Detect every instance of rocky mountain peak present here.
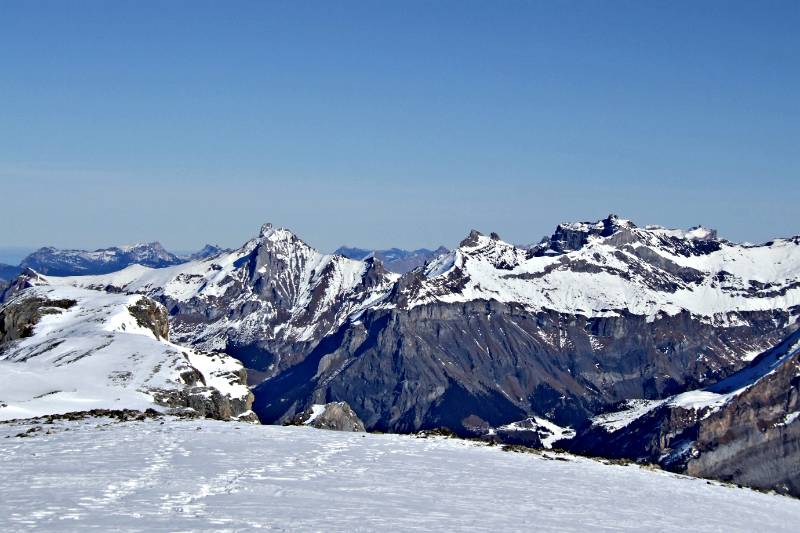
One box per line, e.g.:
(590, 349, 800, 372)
(445, 229, 524, 273)
(460, 230, 485, 248)
(255, 223, 307, 249)
(531, 215, 640, 256)
(259, 222, 274, 237)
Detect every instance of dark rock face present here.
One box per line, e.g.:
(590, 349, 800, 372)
(127, 298, 170, 340)
(19, 242, 184, 276)
(686, 353, 800, 496)
(151, 385, 257, 423)
(335, 246, 449, 274)
(530, 215, 720, 258)
(253, 300, 797, 435)
(0, 296, 76, 344)
(289, 401, 366, 431)
(531, 214, 629, 256)
(567, 330, 800, 497)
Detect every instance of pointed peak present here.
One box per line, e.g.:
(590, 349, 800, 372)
(259, 222, 274, 237)
(248, 223, 315, 256)
(256, 223, 300, 244)
(460, 229, 485, 248)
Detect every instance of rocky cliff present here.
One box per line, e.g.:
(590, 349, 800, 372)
(568, 329, 800, 496)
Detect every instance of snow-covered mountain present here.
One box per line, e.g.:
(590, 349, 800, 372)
(395, 214, 800, 318)
(4, 215, 799, 496)
(249, 216, 799, 443)
(335, 245, 449, 273)
(44, 223, 398, 375)
(0, 272, 255, 422)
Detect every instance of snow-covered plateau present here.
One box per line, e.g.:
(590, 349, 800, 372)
(1, 416, 798, 532)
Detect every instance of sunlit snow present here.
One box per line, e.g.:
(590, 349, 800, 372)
(0, 418, 798, 531)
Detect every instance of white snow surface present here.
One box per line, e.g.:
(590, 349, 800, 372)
(0, 417, 798, 532)
(0, 284, 250, 421)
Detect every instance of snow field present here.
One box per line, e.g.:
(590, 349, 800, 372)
(0, 418, 798, 532)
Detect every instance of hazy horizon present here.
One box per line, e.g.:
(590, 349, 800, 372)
(1, 1, 798, 251)
(1, 209, 798, 265)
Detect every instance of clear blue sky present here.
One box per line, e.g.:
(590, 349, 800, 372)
(1, 1, 798, 252)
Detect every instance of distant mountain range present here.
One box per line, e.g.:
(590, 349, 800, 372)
(335, 245, 449, 273)
(0, 243, 229, 281)
(2, 214, 799, 496)
(0, 242, 441, 282)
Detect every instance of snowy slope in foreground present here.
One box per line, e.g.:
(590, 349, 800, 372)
(0, 284, 253, 421)
(0, 418, 797, 532)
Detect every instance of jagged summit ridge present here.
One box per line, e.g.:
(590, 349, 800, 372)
(400, 214, 800, 319)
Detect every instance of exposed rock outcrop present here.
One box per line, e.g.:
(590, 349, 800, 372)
(127, 298, 169, 340)
(0, 296, 75, 344)
(151, 386, 258, 422)
(289, 402, 365, 432)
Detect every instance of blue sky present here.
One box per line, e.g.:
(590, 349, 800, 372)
(1, 1, 798, 252)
